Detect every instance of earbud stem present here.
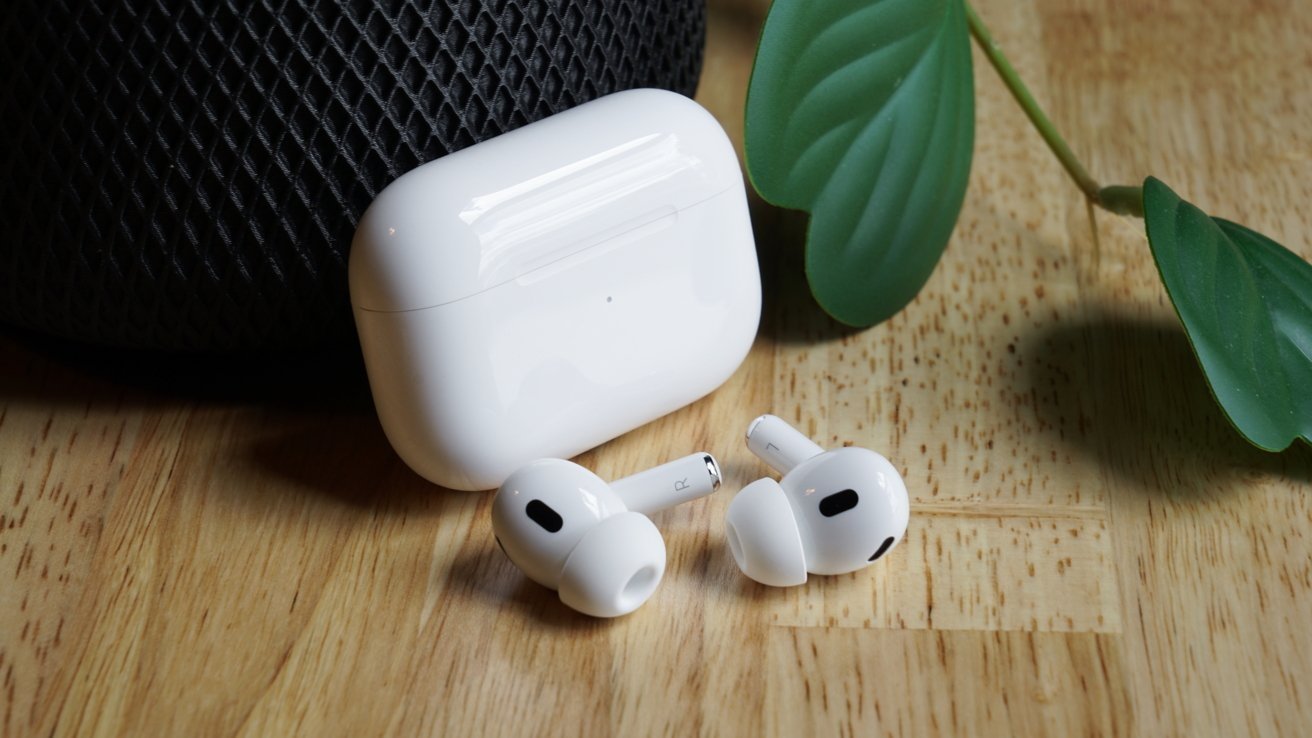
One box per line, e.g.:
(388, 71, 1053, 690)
(611, 453, 721, 515)
(745, 414, 824, 473)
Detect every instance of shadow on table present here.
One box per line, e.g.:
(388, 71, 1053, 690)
(0, 324, 440, 514)
(679, 526, 803, 606)
(1019, 309, 1312, 495)
(747, 193, 867, 347)
(243, 412, 447, 511)
(445, 544, 610, 632)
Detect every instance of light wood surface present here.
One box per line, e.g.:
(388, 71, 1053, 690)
(4, 1, 1312, 735)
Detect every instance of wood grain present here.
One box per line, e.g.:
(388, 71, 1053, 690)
(3, 0, 1312, 735)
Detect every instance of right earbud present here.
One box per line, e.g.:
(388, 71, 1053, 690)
(491, 452, 721, 617)
(725, 415, 909, 587)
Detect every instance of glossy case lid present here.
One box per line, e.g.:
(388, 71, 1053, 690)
(349, 89, 743, 313)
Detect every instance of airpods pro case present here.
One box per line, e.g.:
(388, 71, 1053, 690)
(350, 89, 760, 491)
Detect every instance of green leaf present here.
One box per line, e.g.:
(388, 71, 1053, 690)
(1143, 176, 1312, 451)
(745, 0, 975, 326)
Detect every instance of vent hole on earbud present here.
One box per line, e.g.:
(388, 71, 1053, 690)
(819, 489, 859, 517)
(869, 536, 895, 562)
(526, 500, 563, 532)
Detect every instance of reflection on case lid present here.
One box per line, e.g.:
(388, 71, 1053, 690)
(349, 89, 741, 313)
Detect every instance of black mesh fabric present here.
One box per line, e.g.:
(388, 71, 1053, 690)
(0, 0, 705, 351)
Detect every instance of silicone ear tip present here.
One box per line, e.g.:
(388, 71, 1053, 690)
(724, 478, 808, 587)
(557, 512, 666, 618)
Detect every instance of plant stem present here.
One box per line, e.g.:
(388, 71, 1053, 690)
(964, 1, 1143, 217)
(1097, 185, 1145, 217)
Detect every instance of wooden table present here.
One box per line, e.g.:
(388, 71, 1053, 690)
(4, 1, 1311, 735)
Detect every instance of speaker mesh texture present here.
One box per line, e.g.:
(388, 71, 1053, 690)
(0, 0, 705, 351)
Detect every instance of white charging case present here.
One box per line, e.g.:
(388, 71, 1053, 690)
(349, 89, 760, 491)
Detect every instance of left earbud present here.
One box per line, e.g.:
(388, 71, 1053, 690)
(491, 453, 721, 617)
(724, 415, 909, 587)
